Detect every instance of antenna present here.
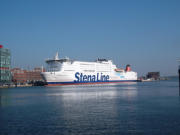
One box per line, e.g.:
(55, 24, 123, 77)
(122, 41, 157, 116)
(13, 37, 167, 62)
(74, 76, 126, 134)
(54, 52, 59, 60)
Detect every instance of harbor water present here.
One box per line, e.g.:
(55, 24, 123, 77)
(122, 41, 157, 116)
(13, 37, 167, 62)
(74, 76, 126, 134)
(0, 78, 180, 135)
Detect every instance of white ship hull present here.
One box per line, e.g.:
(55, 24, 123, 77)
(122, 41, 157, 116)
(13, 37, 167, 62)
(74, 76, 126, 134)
(41, 53, 137, 86)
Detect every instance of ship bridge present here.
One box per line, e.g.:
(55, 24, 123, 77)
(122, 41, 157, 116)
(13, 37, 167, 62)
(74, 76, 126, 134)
(45, 52, 72, 72)
(46, 52, 71, 63)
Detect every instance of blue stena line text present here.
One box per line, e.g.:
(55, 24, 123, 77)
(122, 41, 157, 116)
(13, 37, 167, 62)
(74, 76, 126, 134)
(74, 72, 109, 83)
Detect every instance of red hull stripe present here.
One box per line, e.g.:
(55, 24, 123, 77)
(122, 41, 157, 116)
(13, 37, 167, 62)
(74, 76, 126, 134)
(46, 80, 137, 86)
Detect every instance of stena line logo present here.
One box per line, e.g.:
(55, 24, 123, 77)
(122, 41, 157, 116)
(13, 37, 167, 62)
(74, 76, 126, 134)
(74, 72, 109, 83)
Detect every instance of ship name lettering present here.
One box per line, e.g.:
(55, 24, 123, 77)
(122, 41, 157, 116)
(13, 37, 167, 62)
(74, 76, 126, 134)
(74, 72, 109, 83)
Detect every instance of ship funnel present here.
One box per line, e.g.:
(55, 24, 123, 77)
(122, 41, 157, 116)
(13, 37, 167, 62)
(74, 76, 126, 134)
(54, 52, 59, 60)
(125, 64, 131, 72)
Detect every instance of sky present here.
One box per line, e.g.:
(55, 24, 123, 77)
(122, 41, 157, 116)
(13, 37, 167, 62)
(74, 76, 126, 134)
(0, 0, 180, 76)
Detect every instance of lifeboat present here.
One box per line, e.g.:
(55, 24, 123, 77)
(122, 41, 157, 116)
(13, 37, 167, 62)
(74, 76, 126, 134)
(114, 68, 124, 72)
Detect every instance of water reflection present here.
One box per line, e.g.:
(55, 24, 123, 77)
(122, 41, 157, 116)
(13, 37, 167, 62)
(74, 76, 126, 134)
(45, 83, 138, 101)
(0, 88, 47, 107)
(0, 89, 12, 107)
(0, 84, 139, 135)
(44, 83, 139, 134)
(1, 81, 180, 135)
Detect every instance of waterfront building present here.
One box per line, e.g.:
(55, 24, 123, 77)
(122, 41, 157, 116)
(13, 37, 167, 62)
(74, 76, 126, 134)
(0, 45, 11, 85)
(146, 72, 160, 80)
(11, 67, 45, 85)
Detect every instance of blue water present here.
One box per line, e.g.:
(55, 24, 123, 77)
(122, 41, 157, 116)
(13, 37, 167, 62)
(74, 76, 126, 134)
(0, 79, 180, 135)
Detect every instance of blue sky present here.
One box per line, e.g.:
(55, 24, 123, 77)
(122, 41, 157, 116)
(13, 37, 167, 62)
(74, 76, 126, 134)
(0, 0, 180, 76)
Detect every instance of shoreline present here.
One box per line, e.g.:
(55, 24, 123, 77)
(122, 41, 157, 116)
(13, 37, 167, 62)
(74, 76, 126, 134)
(0, 84, 33, 89)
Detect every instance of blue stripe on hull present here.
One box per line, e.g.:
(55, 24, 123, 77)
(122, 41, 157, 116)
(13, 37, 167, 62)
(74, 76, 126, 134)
(47, 80, 137, 86)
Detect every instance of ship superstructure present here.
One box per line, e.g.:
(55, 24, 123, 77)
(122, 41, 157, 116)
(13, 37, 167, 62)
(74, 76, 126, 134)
(41, 53, 137, 86)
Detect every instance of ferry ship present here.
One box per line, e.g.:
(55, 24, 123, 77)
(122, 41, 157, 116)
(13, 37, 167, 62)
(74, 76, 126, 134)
(41, 53, 137, 86)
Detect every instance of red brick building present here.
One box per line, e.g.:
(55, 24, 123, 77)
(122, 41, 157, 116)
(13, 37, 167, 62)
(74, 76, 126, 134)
(11, 68, 45, 84)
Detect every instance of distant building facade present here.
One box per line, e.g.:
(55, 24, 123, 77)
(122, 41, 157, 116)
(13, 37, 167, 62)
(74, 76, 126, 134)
(0, 45, 11, 85)
(146, 72, 160, 80)
(11, 67, 45, 85)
